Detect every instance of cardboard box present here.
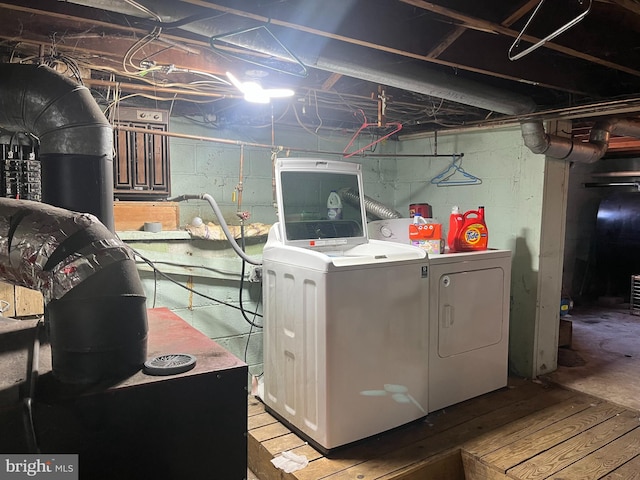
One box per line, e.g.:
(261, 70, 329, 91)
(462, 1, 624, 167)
(411, 239, 445, 254)
(409, 222, 442, 241)
(409, 221, 444, 254)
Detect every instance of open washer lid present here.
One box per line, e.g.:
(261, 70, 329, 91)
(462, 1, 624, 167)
(274, 158, 369, 251)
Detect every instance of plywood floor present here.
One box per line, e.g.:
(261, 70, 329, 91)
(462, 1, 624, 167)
(248, 305, 640, 479)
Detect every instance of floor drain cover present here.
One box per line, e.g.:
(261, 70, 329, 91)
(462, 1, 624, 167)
(144, 353, 197, 376)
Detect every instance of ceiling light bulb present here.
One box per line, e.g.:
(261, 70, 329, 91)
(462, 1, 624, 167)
(227, 71, 294, 103)
(244, 92, 271, 104)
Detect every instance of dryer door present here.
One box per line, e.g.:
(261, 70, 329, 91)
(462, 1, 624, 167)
(437, 267, 505, 358)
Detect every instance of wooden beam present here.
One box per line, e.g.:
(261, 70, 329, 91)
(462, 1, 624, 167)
(398, 0, 640, 78)
(0, 4, 237, 79)
(426, 26, 466, 58)
(501, 0, 541, 28)
(178, 0, 594, 95)
(179, 0, 640, 96)
(427, 0, 537, 63)
(605, 0, 640, 16)
(321, 72, 342, 91)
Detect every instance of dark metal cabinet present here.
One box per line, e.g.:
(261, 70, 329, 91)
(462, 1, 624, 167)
(0, 308, 248, 479)
(113, 108, 170, 199)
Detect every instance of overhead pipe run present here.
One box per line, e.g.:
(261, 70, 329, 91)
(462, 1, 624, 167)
(67, 0, 537, 116)
(67, 0, 640, 163)
(0, 63, 115, 230)
(0, 199, 148, 384)
(521, 117, 640, 163)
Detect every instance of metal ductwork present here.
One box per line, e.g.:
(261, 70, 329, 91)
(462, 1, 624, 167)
(0, 198, 148, 384)
(0, 63, 146, 384)
(68, 0, 537, 116)
(339, 187, 402, 219)
(68, 0, 640, 163)
(521, 117, 640, 163)
(0, 63, 115, 230)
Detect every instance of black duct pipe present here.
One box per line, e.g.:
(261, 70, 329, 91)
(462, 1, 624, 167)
(0, 63, 115, 231)
(0, 198, 148, 384)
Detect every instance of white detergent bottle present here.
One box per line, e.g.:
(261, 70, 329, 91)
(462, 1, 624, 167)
(327, 190, 342, 219)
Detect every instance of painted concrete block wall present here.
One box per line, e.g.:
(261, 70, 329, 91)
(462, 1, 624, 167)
(396, 126, 546, 376)
(135, 118, 549, 380)
(169, 117, 398, 226)
(138, 117, 399, 381)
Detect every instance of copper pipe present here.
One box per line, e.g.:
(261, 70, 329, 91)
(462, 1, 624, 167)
(113, 125, 457, 158)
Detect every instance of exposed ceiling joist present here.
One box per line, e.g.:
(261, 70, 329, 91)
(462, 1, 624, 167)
(0, 0, 638, 145)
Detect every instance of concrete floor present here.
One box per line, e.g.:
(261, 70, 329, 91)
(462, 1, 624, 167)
(545, 304, 640, 411)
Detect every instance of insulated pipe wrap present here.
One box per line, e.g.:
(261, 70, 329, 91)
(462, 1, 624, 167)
(0, 198, 148, 384)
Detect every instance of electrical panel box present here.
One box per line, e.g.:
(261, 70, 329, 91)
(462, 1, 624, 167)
(0, 140, 41, 201)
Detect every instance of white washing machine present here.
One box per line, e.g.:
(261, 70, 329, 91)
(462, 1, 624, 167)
(262, 159, 430, 453)
(427, 250, 511, 411)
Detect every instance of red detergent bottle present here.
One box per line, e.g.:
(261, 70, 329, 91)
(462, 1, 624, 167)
(447, 206, 464, 252)
(457, 206, 489, 251)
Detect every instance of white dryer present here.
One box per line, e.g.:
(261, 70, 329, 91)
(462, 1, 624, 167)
(427, 250, 511, 411)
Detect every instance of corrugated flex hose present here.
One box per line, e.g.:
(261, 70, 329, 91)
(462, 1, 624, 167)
(172, 194, 262, 265)
(339, 187, 402, 219)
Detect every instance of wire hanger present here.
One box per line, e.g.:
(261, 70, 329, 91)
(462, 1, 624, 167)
(343, 109, 402, 158)
(210, 23, 308, 77)
(509, 0, 592, 61)
(430, 154, 482, 186)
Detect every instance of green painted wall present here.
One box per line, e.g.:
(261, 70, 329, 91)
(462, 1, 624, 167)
(396, 126, 547, 376)
(131, 117, 399, 383)
(169, 117, 398, 227)
(128, 119, 552, 381)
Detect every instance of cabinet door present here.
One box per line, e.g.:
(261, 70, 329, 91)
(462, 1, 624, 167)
(112, 109, 170, 199)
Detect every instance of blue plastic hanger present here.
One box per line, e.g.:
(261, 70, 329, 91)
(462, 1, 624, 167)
(430, 154, 482, 186)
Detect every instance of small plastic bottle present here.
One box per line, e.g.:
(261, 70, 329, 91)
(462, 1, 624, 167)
(412, 213, 427, 225)
(409, 213, 426, 243)
(327, 190, 342, 219)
